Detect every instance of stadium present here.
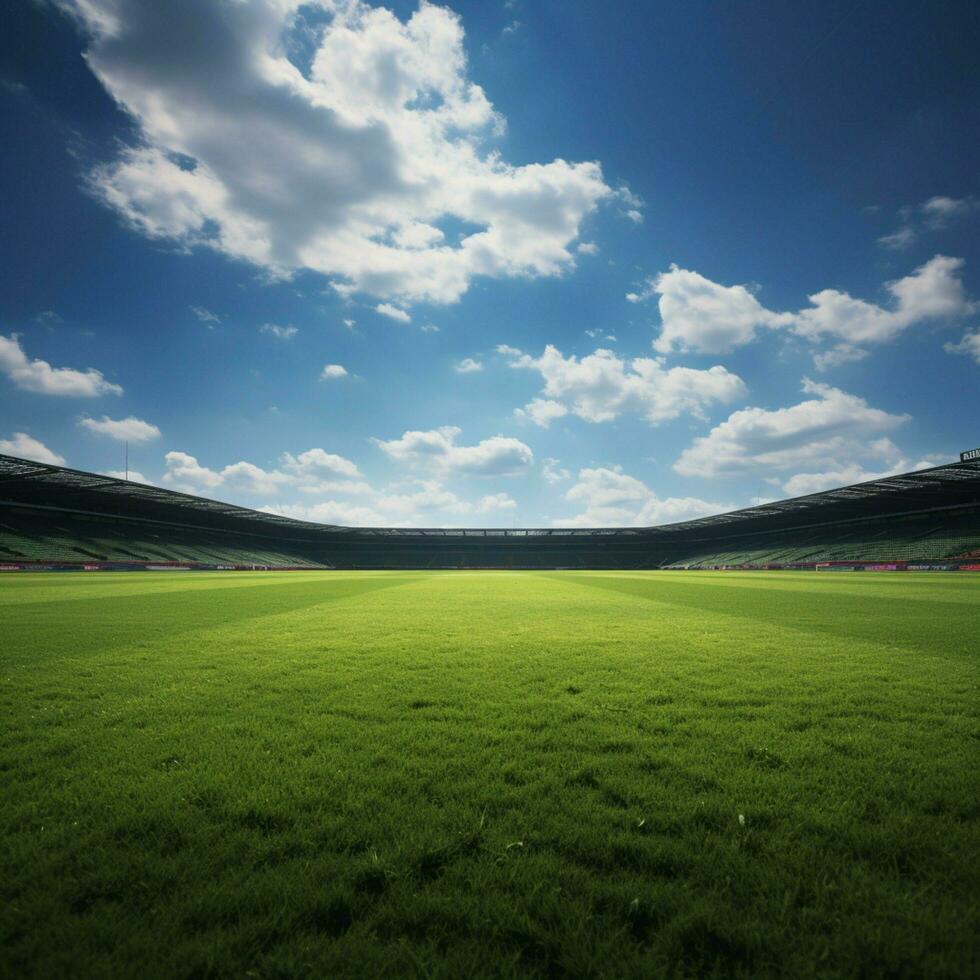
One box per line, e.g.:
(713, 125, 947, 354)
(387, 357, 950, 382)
(4, 1, 979, 976)
(3, 451, 980, 571)
(4, 453, 980, 978)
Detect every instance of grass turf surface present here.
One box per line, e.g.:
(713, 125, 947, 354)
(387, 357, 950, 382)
(1, 570, 978, 979)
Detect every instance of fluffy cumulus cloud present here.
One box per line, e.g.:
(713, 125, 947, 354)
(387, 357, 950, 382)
(780, 453, 934, 497)
(163, 451, 294, 496)
(633, 265, 792, 354)
(163, 446, 364, 496)
(542, 457, 570, 484)
(320, 363, 348, 379)
(517, 398, 568, 428)
(475, 492, 516, 513)
(0, 432, 66, 466)
(65, 0, 621, 306)
(0, 334, 122, 397)
(373, 425, 533, 476)
(159, 442, 522, 524)
(281, 447, 362, 480)
(631, 256, 974, 356)
(555, 466, 732, 528)
(262, 481, 515, 527)
(454, 357, 483, 373)
(945, 330, 980, 365)
(792, 255, 973, 344)
(674, 379, 915, 494)
(501, 344, 745, 426)
(78, 415, 160, 442)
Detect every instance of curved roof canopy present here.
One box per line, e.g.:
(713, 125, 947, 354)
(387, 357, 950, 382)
(1, 452, 979, 541)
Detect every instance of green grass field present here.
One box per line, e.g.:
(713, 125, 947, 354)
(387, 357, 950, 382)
(2, 570, 978, 978)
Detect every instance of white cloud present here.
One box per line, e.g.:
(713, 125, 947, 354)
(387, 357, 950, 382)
(0, 432, 66, 466)
(877, 226, 916, 250)
(920, 195, 979, 229)
(502, 344, 745, 426)
(281, 447, 361, 480)
(876, 196, 978, 250)
(375, 303, 411, 324)
(944, 330, 980, 365)
(262, 478, 514, 527)
(260, 323, 298, 340)
(811, 344, 869, 372)
(577, 241, 599, 256)
(261, 500, 395, 527)
(68, 0, 618, 306)
(542, 457, 570, 484)
(35, 310, 64, 326)
(454, 357, 483, 373)
(163, 453, 221, 492)
(163, 451, 295, 496)
(793, 255, 973, 344)
(554, 466, 731, 528)
(163, 447, 362, 501)
(78, 415, 161, 442)
(476, 492, 516, 512)
(374, 425, 533, 476)
(781, 458, 914, 497)
(616, 185, 645, 220)
(674, 380, 910, 480)
(0, 333, 122, 397)
(320, 363, 348, 379)
(158, 444, 519, 525)
(191, 305, 221, 326)
(515, 398, 567, 428)
(103, 469, 153, 485)
(644, 265, 793, 354)
(297, 479, 374, 496)
(631, 256, 973, 354)
(420, 322, 440, 333)
(342, 318, 356, 329)
(219, 462, 291, 495)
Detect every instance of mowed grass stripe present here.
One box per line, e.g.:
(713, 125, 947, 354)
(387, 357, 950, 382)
(566, 568, 980, 607)
(565, 568, 980, 604)
(2, 571, 978, 979)
(2, 573, 424, 663)
(0, 570, 411, 608)
(550, 570, 978, 656)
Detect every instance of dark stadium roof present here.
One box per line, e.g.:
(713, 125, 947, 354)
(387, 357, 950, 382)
(0, 452, 330, 532)
(2, 452, 980, 541)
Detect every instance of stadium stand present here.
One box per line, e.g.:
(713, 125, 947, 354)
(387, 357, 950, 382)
(1, 453, 979, 570)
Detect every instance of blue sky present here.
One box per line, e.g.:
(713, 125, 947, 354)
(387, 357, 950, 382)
(1, 0, 978, 527)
